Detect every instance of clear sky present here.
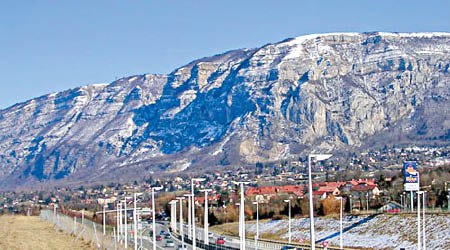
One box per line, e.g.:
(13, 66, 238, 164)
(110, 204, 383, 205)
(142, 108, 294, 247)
(0, 0, 449, 109)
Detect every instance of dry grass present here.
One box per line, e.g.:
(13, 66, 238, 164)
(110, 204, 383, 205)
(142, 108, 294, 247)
(0, 215, 95, 250)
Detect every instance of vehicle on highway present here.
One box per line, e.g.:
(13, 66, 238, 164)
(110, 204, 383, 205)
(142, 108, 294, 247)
(216, 237, 225, 244)
(164, 234, 171, 239)
(177, 245, 187, 250)
(160, 230, 166, 235)
(208, 232, 214, 238)
(156, 235, 162, 241)
(166, 240, 175, 247)
(281, 246, 296, 250)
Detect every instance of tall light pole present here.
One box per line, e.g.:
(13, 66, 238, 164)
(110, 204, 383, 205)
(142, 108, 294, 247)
(169, 200, 178, 233)
(233, 181, 250, 250)
(253, 201, 259, 249)
(122, 197, 132, 248)
(308, 154, 332, 250)
(119, 200, 125, 244)
(200, 189, 212, 245)
(422, 191, 426, 250)
(133, 193, 143, 250)
(366, 192, 369, 213)
(349, 195, 352, 214)
(336, 197, 343, 250)
(184, 194, 193, 239)
(417, 191, 422, 250)
(117, 203, 122, 244)
(176, 197, 186, 249)
(284, 199, 292, 244)
(103, 205, 108, 235)
(191, 178, 206, 250)
(400, 194, 403, 211)
(152, 186, 163, 250)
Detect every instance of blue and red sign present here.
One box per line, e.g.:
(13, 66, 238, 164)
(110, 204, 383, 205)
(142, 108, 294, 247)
(403, 161, 419, 191)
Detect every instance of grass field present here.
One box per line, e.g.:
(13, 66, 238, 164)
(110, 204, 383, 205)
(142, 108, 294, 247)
(0, 215, 95, 250)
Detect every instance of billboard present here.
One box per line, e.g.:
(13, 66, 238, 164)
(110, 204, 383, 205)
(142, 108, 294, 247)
(403, 161, 419, 191)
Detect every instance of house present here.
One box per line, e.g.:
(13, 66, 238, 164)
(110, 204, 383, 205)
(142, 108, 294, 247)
(350, 184, 381, 198)
(317, 186, 341, 197)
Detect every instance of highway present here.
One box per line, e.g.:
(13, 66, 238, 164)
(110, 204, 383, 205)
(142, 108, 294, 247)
(136, 222, 193, 250)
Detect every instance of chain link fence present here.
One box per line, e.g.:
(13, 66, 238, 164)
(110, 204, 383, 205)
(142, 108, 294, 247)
(40, 209, 122, 249)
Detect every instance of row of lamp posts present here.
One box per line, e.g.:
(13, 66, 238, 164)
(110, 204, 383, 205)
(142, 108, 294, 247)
(167, 154, 334, 250)
(95, 153, 340, 250)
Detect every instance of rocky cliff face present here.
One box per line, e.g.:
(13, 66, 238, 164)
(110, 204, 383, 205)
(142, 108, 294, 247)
(0, 32, 449, 189)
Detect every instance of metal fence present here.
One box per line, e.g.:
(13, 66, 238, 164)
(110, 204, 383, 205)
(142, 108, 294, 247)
(40, 209, 121, 249)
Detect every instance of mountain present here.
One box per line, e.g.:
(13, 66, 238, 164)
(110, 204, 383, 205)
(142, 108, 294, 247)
(0, 32, 449, 189)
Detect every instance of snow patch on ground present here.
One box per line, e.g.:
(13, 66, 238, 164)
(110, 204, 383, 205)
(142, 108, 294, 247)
(246, 214, 450, 249)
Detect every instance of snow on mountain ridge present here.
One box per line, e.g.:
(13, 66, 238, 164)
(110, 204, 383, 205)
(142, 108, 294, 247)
(0, 32, 449, 189)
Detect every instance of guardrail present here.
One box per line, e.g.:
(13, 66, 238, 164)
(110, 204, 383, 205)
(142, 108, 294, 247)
(170, 225, 358, 250)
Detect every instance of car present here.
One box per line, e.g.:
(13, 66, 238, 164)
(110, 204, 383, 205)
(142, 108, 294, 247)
(216, 237, 225, 244)
(164, 234, 171, 239)
(166, 240, 175, 247)
(281, 246, 296, 250)
(156, 235, 162, 241)
(208, 232, 214, 238)
(177, 245, 187, 250)
(160, 230, 165, 235)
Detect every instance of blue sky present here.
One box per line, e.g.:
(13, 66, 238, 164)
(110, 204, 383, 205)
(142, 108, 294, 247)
(0, 0, 449, 109)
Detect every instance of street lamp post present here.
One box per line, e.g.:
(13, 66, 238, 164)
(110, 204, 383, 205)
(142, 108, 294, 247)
(151, 186, 163, 250)
(349, 195, 352, 214)
(422, 191, 426, 250)
(308, 154, 332, 250)
(133, 193, 143, 250)
(400, 194, 403, 211)
(184, 193, 193, 240)
(191, 178, 206, 250)
(103, 205, 108, 236)
(119, 203, 123, 244)
(169, 200, 178, 233)
(200, 189, 212, 245)
(253, 201, 259, 250)
(122, 197, 132, 248)
(233, 181, 250, 250)
(417, 191, 423, 250)
(284, 199, 292, 244)
(336, 197, 343, 250)
(176, 197, 186, 249)
(117, 203, 122, 244)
